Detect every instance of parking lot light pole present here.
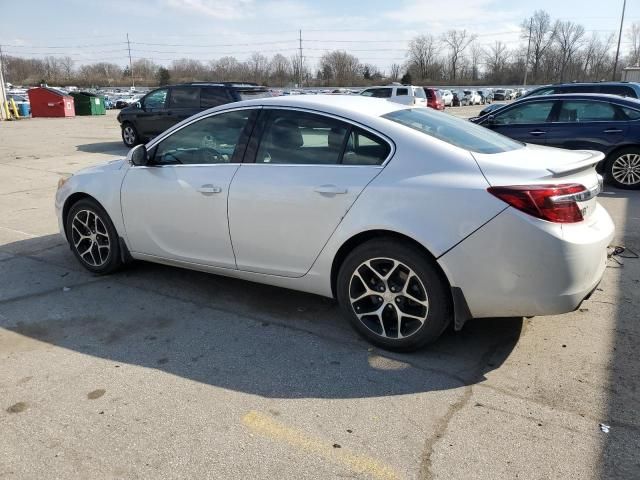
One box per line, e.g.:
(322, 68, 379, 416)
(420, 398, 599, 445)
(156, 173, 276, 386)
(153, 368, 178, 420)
(613, 0, 627, 80)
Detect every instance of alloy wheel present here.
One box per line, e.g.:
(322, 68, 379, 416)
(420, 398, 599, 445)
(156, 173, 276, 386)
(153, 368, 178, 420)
(611, 153, 640, 186)
(71, 209, 111, 267)
(349, 257, 429, 339)
(123, 126, 136, 145)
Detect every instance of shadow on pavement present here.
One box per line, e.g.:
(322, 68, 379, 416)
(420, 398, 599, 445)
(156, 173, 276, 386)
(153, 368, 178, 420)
(0, 234, 523, 400)
(76, 141, 129, 156)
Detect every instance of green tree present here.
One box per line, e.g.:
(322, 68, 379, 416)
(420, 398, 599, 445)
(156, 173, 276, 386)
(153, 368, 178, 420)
(156, 67, 171, 86)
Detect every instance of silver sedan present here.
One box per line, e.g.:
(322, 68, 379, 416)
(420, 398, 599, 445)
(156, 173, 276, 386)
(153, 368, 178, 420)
(55, 95, 614, 351)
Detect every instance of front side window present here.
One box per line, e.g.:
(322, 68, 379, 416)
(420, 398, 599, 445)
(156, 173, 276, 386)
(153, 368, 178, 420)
(143, 89, 168, 109)
(622, 106, 640, 120)
(152, 109, 254, 165)
(383, 108, 523, 154)
(255, 110, 349, 165)
(493, 101, 555, 125)
(169, 87, 200, 108)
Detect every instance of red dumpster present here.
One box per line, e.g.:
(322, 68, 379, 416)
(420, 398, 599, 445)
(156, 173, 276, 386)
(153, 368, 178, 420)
(27, 87, 75, 118)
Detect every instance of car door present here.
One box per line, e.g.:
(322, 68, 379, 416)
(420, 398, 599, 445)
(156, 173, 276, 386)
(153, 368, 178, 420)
(544, 99, 627, 152)
(135, 88, 170, 137)
(166, 86, 201, 127)
(121, 108, 259, 267)
(486, 100, 558, 145)
(228, 108, 391, 277)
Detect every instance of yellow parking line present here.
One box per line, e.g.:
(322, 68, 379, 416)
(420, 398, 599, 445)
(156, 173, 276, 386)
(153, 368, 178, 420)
(242, 410, 400, 480)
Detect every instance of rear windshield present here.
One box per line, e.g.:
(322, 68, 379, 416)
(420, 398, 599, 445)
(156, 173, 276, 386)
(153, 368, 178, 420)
(383, 108, 524, 154)
(238, 89, 272, 100)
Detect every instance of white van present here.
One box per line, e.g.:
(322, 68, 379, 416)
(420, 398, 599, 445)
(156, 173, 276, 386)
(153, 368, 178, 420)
(360, 85, 427, 107)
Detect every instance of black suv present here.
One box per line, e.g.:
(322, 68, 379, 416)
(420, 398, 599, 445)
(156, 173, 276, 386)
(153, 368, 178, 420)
(117, 82, 270, 147)
(523, 81, 640, 100)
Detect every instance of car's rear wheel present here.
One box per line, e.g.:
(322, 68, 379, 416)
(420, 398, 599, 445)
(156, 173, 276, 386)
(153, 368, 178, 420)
(121, 122, 140, 148)
(336, 239, 452, 352)
(606, 148, 640, 189)
(66, 198, 122, 274)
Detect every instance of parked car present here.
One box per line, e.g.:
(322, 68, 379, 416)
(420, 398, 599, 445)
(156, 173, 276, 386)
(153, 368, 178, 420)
(506, 89, 517, 100)
(441, 89, 453, 107)
(452, 90, 463, 106)
(360, 85, 428, 108)
(493, 89, 508, 101)
(56, 95, 613, 351)
(461, 90, 481, 106)
(471, 93, 640, 189)
(477, 89, 494, 105)
(424, 87, 445, 110)
(523, 81, 640, 99)
(117, 82, 270, 147)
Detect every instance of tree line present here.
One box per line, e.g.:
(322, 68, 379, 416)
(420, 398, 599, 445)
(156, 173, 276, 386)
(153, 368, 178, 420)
(3, 11, 640, 88)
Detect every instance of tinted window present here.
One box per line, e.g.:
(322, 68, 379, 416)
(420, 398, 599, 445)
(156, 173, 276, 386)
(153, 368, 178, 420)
(557, 100, 617, 122)
(342, 128, 391, 166)
(169, 87, 200, 108)
(153, 109, 252, 165)
(255, 110, 349, 165)
(396, 88, 409, 96)
(383, 108, 523, 154)
(238, 89, 272, 100)
(528, 88, 554, 96)
(602, 85, 637, 98)
(425, 89, 434, 99)
(200, 87, 231, 108)
(494, 101, 555, 125)
(622, 106, 640, 120)
(143, 89, 168, 109)
(362, 88, 392, 98)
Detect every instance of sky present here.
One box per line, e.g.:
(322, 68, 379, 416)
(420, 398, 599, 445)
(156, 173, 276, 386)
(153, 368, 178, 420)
(1, 0, 638, 73)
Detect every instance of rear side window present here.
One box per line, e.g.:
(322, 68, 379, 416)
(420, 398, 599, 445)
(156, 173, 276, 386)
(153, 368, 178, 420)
(383, 108, 523, 154)
(169, 87, 200, 108)
(602, 85, 636, 97)
(201, 87, 232, 108)
(342, 128, 391, 166)
(557, 100, 618, 122)
(362, 88, 392, 98)
(237, 89, 272, 100)
(396, 88, 409, 96)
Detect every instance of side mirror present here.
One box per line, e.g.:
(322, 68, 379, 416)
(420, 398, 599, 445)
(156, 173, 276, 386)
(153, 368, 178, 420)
(136, 101, 142, 109)
(486, 115, 496, 125)
(128, 144, 149, 166)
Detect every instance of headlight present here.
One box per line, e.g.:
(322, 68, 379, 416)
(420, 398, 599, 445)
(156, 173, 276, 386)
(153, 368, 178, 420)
(57, 175, 72, 190)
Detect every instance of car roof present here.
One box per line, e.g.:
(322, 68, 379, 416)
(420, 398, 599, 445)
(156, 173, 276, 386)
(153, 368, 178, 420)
(500, 93, 640, 108)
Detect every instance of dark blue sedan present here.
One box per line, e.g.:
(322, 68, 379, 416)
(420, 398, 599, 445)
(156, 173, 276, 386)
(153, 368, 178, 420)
(471, 93, 640, 189)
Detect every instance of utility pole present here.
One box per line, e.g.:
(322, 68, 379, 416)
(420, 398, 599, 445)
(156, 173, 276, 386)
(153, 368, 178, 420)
(0, 45, 7, 121)
(613, 0, 627, 80)
(126, 33, 135, 89)
(298, 29, 303, 88)
(523, 17, 533, 86)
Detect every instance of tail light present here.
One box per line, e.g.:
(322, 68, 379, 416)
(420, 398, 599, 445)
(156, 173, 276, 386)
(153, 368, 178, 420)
(487, 184, 588, 223)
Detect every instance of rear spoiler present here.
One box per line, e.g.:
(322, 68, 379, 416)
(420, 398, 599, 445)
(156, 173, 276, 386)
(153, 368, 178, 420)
(546, 150, 604, 175)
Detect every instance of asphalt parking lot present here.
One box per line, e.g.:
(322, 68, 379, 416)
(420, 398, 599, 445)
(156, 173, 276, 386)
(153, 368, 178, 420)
(0, 108, 639, 480)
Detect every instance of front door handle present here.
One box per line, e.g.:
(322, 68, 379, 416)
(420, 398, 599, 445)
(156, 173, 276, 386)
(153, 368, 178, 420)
(314, 184, 348, 195)
(197, 185, 222, 194)
(603, 128, 623, 134)
(528, 130, 546, 136)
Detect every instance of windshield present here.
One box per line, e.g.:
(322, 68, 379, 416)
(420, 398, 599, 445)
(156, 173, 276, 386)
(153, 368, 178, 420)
(238, 90, 272, 100)
(382, 108, 524, 154)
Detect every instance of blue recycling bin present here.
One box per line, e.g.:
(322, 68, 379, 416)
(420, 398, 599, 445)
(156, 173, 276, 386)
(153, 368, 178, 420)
(18, 103, 30, 117)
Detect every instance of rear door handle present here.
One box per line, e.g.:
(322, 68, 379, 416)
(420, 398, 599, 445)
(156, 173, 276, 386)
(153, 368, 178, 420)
(314, 184, 348, 195)
(197, 184, 222, 194)
(603, 128, 623, 133)
(528, 130, 546, 136)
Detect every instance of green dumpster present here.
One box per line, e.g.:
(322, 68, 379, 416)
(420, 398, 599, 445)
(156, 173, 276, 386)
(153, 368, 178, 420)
(69, 92, 106, 115)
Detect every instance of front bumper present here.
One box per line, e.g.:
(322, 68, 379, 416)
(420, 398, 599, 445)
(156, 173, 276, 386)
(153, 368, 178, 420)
(438, 203, 614, 318)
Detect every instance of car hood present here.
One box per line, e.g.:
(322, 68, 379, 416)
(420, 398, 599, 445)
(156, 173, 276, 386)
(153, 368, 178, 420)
(471, 143, 603, 187)
(75, 158, 127, 176)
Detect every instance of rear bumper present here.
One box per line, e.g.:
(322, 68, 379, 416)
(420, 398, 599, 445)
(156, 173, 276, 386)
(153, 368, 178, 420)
(438, 203, 614, 318)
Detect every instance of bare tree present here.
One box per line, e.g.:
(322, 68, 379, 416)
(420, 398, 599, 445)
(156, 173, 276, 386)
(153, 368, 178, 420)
(583, 33, 614, 80)
(470, 42, 483, 81)
(554, 20, 585, 81)
(627, 22, 640, 66)
(406, 34, 438, 80)
(318, 50, 361, 86)
(522, 10, 556, 84)
(269, 54, 291, 86)
(59, 56, 74, 83)
(247, 52, 270, 84)
(389, 63, 401, 81)
(441, 29, 476, 81)
(484, 41, 510, 81)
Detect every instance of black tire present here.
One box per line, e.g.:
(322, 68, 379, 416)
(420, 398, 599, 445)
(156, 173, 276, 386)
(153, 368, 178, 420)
(66, 198, 122, 275)
(605, 147, 640, 190)
(336, 239, 452, 352)
(121, 122, 140, 148)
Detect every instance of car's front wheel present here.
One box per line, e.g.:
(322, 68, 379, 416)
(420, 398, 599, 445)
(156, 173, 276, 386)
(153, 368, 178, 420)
(606, 148, 640, 189)
(336, 239, 452, 351)
(66, 198, 122, 274)
(121, 122, 140, 148)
